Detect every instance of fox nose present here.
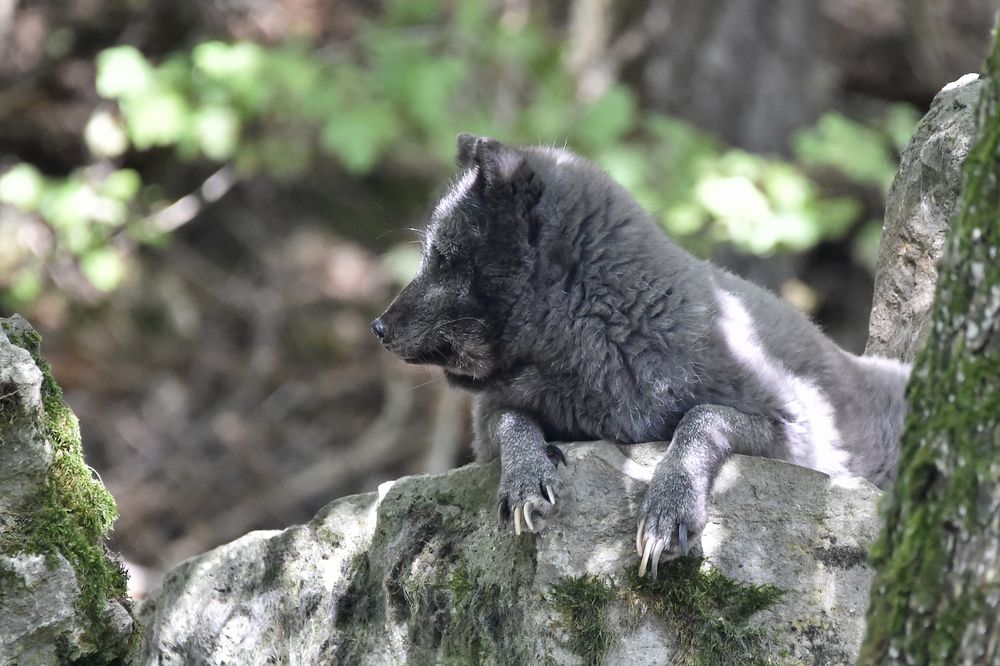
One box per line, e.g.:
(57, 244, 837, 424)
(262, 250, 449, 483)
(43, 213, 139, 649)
(371, 318, 387, 340)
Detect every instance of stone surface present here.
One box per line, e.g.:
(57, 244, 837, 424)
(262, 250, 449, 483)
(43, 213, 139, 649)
(0, 315, 134, 665)
(138, 442, 882, 665)
(0, 554, 82, 663)
(866, 73, 983, 362)
(0, 315, 49, 514)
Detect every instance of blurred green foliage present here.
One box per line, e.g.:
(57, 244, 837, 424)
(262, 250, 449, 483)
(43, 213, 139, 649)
(0, 0, 917, 306)
(793, 106, 920, 190)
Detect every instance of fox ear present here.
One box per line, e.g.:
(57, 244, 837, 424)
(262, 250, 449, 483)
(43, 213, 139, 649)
(456, 134, 524, 184)
(456, 135, 541, 241)
(456, 133, 480, 168)
(455, 134, 536, 203)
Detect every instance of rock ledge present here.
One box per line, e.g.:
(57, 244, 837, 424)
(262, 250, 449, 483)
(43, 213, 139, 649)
(138, 442, 881, 665)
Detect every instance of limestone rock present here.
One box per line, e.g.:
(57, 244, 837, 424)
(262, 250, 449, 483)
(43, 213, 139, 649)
(0, 554, 81, 663)
(0, 315, 134, 664)
(138, 443, 882, 665)
(866, 73, 983, 362)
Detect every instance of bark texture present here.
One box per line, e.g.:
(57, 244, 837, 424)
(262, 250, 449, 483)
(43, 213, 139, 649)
(636, 0, 834, 153)
(628, 0, 995, 153)
(859, 28, 1000, 665)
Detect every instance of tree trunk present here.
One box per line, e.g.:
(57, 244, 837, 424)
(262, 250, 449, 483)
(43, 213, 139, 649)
(633, 0, 834, 153)
(859, 25, 1000, 666)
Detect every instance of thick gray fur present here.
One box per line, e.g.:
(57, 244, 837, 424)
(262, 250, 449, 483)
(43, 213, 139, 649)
(375, 135, 910, 570)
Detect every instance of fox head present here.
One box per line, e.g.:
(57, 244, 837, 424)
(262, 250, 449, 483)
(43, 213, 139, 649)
(373, 134, 545, 387)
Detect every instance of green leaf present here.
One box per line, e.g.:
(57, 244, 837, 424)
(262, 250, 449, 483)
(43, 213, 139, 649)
(320, 105, 399, 174)
(100, 169, 142, 202)
(696, 175, 770, 222)
(761, 164, 812, 211)
(792, 112, 895, 187)
(96, 46, 154, 99)
(81, 247, 126, 292)
(123, 89, 190, 149)
(769, 210, 820, 251)
(384, 0, 442, 24)
(0, 163, 45, 211)
(9, 269, 42, 305)
(405, 60, 466, 133)
(40, 180, 98, 250)
(718, 150, 764, 181)
(645, 114, 719, 162)
(575, 86, 636, 150)
(597, 145, 654, 208)
(195, 106, 240, 160)
(453, 0, 488, 33)
(814, 197, 861, 238)
(883, 104, 921, 153)
(662, 202, 706, 237)
(193, 41, 266, 112)
(84, 111, 129, 158)
(193, 41, 263, 81)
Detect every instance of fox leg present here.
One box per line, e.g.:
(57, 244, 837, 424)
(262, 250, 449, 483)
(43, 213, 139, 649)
(636, 404, 780, 577)
(475, 402, 565, 534)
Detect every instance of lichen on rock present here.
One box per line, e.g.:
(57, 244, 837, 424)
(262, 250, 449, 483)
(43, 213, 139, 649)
(137, 442, 881, 665)
(0, 314, 134, 664)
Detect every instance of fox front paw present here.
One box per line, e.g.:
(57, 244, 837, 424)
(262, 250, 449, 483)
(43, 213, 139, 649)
(497, 444, 566, 535)
(635, 468, 708, 577)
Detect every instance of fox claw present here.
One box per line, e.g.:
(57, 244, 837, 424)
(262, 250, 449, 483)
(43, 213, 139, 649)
(545, 444, 567, 467)
(635, 520, 697, 577)
(543, 483, 557, 505)
(497, 444, 564, 536)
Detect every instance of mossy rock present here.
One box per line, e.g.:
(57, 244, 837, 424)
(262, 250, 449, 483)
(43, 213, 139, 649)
(137, 440, 882, 665)
(0, 315, 135, 664)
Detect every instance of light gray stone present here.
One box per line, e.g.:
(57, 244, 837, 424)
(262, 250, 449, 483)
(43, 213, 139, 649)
(866, 73, 983, 362)
(138, 442, 882, 665)
(137, 490, 379, 664)
(0, 554, 82, 664)
(0, 315, 134, 665)
(0, 315, 50, 515)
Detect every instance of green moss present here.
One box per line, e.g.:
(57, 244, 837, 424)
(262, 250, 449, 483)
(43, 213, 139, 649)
(551, 558, 783, 666)
(315, 524, 343, 549)
(550, 575, 616, 665)
(447, 559, 474, 602)
(0, 390, 18, 428)
(623, 558, 783, 665)
(0, 560, 28, 594)
(859, 28, 1000, 664)
(334, 464, 540, 665)
(1, 318, 42, 352)
(0, 317, 133, 662)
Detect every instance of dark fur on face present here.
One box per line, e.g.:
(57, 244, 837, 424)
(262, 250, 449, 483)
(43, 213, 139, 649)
(375, 135, 543, 386)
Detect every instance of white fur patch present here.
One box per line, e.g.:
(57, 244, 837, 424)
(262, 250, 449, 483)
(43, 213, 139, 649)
(431, 167, 478, 226)
(849, 352, 912, 379)
(422, 167, 479, 271)
(715, 289, 850, 477)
